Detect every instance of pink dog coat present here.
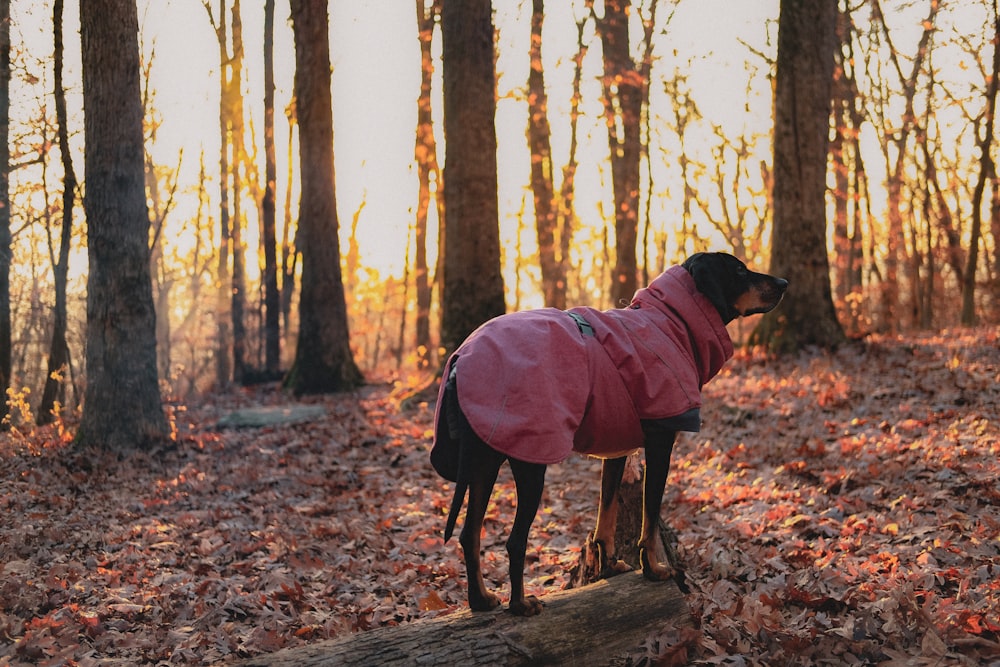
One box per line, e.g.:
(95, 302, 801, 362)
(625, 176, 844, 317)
(432, 265, 734, 467)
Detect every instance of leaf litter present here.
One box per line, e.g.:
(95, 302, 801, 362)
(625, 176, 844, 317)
(1, 329, 998, 665)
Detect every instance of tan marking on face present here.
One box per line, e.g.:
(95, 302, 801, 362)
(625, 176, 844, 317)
(734, 286, 771, 315)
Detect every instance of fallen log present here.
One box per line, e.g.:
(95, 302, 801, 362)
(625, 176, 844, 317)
(215, 405, 327, 429)
(240, 573, 691, 666)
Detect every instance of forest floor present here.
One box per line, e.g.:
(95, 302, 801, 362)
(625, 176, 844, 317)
(2, 329, 1000, 666)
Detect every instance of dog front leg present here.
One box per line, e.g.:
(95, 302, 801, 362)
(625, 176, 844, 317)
(506, 459, 547, 616)
(639, 431, 677, 581)
(592, 456, 631, 577)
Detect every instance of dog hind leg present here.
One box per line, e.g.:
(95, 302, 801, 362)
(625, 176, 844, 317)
(639, 430, 677, 581)
(592, 456, 632, 577)
(458, 435, 506, 612)
(506, 459, 547, 616)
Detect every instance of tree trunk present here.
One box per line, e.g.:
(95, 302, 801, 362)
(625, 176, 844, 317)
(0, 0, 10, 429)
(280, 105, 297, 353)
(844, 41, 866, 308)
(922, 138, 965, 287)
(831, 11, 850, 306)
(594, 0, 657, 307)
(871, 0, 938, 332)
(555, 16, 586, 304)
(285, 0, 362, 395)
(992, 171, 1000, 317)
(206, 0, 233, 388)
(230, 0, 248, 383)
(238, 573, 690, 667)
(752, 0, 845, 352)
(142, 63, 182, 390)
(262, 0, 281, 375)
(961, 1, 1000, 326)
(527, 0, 566, 310)
(439, 0, 505, 354)
(37, 0, 76, 425)
(76, 0, 168, 450)
(596, 0, 645, 307)
(413, 0, 441, 368)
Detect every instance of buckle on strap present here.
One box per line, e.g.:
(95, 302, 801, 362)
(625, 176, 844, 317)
(566, 311, 595, 337)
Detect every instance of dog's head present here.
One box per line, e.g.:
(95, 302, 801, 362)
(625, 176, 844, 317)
(683, 252, 788, 324)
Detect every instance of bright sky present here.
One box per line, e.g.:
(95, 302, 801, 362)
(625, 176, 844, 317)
(139, 0, 780, 281)
(13, 0, 790, 293)
(11, 0, 985, 300)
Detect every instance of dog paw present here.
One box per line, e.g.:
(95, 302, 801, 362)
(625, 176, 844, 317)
(639, 547, 676, 581)
(509, 595, 544, 617)
(595, 540, 633, 579)
(469, 590, 502, 612)
(600, 558, 633, 579)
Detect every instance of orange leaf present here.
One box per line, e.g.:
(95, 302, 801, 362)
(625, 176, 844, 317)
(418, 590, 448, 611)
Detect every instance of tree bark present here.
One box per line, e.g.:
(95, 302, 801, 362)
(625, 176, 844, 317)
(37, 0, 76, 425)
(239, 573, 690, 667)
(206, 0, 233, 388)
(527, 0, 566, 310)
(261, 0, 281, 375)
(229, 0, 248, 383)
(555, 16, 586, 304)
(831, 8, 850, 306)
(0, 0, 10, 429)
(830, 5, 867, 325)
(413, 0, 441, 368)
(961, 0, 1000, 326)
(594, 0, 653, 307)
(280, 105, 297, 352)
(76, 0, 168, 449)
(439, 0, 505, 355)
(752, 0, 845, 352)
(285, 0, 362, 395)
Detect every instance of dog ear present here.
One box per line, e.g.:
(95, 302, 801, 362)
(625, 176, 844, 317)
(684, 254, 738, 323)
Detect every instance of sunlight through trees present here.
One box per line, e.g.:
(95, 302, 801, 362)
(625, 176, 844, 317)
(0, 0, 998, 426)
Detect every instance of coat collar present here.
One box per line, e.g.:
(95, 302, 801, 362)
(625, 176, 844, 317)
(629, 265, 734, 385)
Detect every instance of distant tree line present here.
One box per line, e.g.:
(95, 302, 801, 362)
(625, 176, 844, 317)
(0, 0, 997, 447)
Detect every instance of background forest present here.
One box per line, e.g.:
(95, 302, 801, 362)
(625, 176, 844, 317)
(1, 1, 999, 665)
(1, 0, 997, 430)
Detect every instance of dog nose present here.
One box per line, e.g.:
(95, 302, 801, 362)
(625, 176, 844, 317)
(775, 278, 789, 291)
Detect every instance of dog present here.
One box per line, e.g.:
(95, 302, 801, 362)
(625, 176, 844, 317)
(431, 252, 787, 616)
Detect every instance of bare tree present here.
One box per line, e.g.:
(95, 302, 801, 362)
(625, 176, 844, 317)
(229, 0, 248, 383)
(38, 0, 78, 425)
(413, 0, 443, 366)
(76, 0, 168, 449)
(830, 6, 866, 319)
(527, 0, 568, 309)
(869, 0, 939, 331)
(961, 0, 1000, 325)
(205, 0, 232, 387)
(280, 102, 298, 351)
(753, 0, 845, 351)
(0, 0, 10, 428)
(556, 14, 588, 304)
(285, 0, 362, 394)
(261, 0, 281, 374)
(593, 0, 658, 306)
(439, 0, 505, 354)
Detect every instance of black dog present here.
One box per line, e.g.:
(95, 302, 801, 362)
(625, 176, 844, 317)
(431, 252, 787, 616)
